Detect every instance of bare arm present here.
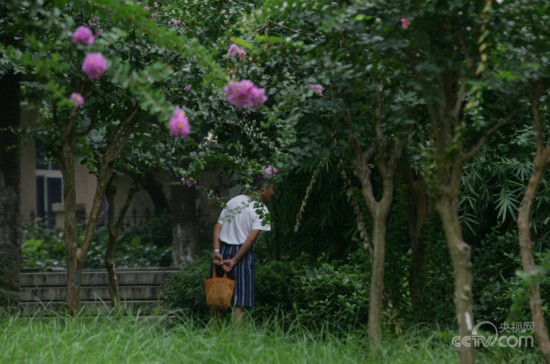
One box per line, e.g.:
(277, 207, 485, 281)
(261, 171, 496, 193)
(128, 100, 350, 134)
(222, 229, 261, 272)
(212, 223, 223, 265)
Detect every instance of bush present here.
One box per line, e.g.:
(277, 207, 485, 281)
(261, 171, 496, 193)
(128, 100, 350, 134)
(163, 250, 371, 332)
(288, 252, 370, 332)
(162, 255, 212, 320)
(21, 218, 171, 269)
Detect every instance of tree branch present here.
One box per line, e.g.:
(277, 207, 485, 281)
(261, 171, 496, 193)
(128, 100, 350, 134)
(532, 79, 545, 152)
(462, 109, 519, 161)
(75, 115, 98, 137)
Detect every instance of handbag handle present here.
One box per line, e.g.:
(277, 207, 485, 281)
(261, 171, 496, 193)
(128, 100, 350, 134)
(211, 262, 228, 278)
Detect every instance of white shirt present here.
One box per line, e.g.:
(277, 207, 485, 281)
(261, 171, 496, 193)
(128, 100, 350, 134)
(218, 194, 271, 245)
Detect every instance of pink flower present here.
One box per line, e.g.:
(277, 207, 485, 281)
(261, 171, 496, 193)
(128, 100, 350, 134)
(153, 2, 159, 8)
(184, 84, 192, 92)
(227, 44, 247, 59)
(264, 165, 278, 175)
(181, 176, 195, 187)
(71, 26, 95, 45)
(401, 18, 411, 29)
(224, 80, 267, 109)
(307, 83, 324, 96)
(144, 5, 150, 10)
(95, 28, 103, 37)
(82, 53, 108, 80)
(70, 93, 84, 107)
(169, 108, 190, 137)
(170, 18, 181, 26)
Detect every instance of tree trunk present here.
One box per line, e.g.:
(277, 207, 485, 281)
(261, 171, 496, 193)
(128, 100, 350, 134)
(60, 108, 137, 315)
(517, 151, 550, 363)
(404, 167, 430, 319)
(105, 182, 121, 309)
(104, 180, 139, 309)
(353, 150, 400, 350)
(0, 71, 21, 308)
(436, 196, 475, 364)
(59, 130, 81, 315)
(368, 211, 388, 349)
(171, 184, 199, 267)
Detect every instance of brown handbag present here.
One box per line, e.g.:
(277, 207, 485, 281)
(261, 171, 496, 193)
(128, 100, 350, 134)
(204, 263, 235, 310)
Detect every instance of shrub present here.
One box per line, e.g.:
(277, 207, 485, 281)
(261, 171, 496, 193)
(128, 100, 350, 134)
(162, 255, 212, 320)
(21, 218, 171, 269)
(163, 250, 371, 332)
(288, 253, 370, 332)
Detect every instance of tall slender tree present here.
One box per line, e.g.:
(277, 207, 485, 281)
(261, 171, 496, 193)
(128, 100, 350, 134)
(0, 0, 22, 309)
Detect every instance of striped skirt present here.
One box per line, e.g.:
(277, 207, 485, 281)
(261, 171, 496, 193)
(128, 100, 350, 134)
(214, 242, 255, 308)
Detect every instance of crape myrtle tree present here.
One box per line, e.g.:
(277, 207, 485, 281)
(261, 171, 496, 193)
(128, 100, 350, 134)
(6, 0, 226, 314)
(397, 1, 522, 362)
(55, 0, 270, 306)
(231, 0, 533, 358)
(0, 0, 23, 308)
(232, 0, 421, 348)
(491, 0, 550, 361)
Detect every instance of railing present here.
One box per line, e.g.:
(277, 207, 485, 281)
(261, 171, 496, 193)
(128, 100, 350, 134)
(19, 268, 179, 314)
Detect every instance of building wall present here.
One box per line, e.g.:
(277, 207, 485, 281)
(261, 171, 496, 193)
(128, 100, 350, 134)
(19, 108, 155, 227)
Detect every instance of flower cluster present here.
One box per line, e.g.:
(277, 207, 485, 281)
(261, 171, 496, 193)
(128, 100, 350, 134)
(264, 165, 278, 175)
(224, 80, 267, 109)
(401, 18, 411, 29)
(307, 83, 324, 96)
(70, 93, 84, 107)
(181, 176, 196, 188)
(227, 44, 247, 59)
(169, 108, 191, 137)
(82, 53, 108, 80)
(71, 26, 94, 45)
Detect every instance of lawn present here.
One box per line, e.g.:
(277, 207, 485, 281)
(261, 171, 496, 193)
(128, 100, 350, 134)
(0, 313, 543, 363)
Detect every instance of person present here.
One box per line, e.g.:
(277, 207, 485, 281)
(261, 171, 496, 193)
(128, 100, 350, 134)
(211, 176, 274, 324)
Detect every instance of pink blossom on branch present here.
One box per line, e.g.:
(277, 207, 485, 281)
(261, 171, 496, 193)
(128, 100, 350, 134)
(71, 26, 95, 45)
(82, 53, 108, 80)
(181, 176, 196, 187)
(70, 93, 84, 107)
(401, 18, 411, 29)
(71, 93, 84, 107)
(224, 80, 267, 109)
(264, 165, 278, 175)
(169, 108, 190, 137)
(227, 44, 247, 59)
(307, 83, 324, 96)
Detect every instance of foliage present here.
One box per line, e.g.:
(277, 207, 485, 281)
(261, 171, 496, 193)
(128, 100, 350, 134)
(161, 255, 212, 320)
(288, 252, 370, 332)
(4, 0, 550, 357)
(21, 219, 171, 269)
(163, 250, 370, 333)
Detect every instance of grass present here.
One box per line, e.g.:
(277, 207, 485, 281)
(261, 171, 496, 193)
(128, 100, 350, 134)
(0, 312, 544, 364)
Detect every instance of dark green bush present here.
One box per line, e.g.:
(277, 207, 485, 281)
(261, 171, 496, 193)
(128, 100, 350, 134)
(163, 250, 371, 332)
(161, 255, 212, 320)
(288, 252, 370, 332)
(473, 229, 523, 324)
(21, 218, 171, 269)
